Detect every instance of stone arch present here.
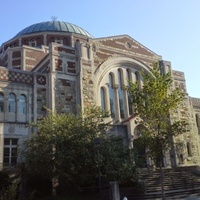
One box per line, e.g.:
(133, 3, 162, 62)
(95, 56, 151, 89)
(94, 56, 151, 106)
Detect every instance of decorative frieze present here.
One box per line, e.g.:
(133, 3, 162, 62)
(0, 69, 33, 84)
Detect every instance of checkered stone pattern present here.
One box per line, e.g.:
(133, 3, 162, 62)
(37, 75, 46, 85)
(0, 70, 9, 81)
(0, 69, 33, 84)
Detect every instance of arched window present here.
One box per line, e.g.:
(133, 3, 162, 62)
(0, 92, 4, 112)
(109, 73, 116, 118)
(118, 69, 125, 118)
(100, 87, 106, 112)
(19, 95, 26, 114)
(8, 93, 16, 113)
(126, 69, 133, 115)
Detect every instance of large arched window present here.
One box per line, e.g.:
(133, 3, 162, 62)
(109, 73, 116, 118)
(8, 93, 16, 113)
(100, 87, 106, 112)
(0, 92, 4, 112)
(19, 94, 26, 114)
(126, 69, 133, 115)
(118, 69, 125, 118)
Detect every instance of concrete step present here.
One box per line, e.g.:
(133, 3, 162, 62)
(126, 168, 200, 200)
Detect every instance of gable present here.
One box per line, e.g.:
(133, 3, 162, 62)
(95, 35, 161, 59)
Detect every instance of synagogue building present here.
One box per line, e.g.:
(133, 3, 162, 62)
(0, 20, 200, 169)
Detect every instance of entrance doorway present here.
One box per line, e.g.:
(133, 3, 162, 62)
(133, 138, 147, 168)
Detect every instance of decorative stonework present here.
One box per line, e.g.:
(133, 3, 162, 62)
(8, 126, 15, 134)
(54, 79, 76, 113)
(0, 69, 33, 84)
(37, 75, 46, 85)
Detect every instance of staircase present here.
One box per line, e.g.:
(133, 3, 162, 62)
(123, 167, 200, 200)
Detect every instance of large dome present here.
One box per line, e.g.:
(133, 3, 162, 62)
(14, 21, 93, 38)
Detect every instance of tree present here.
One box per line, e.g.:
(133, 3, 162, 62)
(128, 63, 189, 199)
(0, 171, 20, 200)
(22, 106, 137, 197)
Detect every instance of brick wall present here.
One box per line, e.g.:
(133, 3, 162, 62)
(25, 49, 47, 70)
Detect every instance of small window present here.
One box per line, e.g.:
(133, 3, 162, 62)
(29, 39, 36, 47)
(55, 38, 63, 44)
(8, 93, 16, 113)
(19, 94, 26, 114)
(0, 92, 4, 112)
(3, 138, 18, 167)
(63, 38, 69, 45)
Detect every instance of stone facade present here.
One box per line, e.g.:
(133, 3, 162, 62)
(0, 20, 200, 170)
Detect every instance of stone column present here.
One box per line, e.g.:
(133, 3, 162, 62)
(109, 182, 120, 200)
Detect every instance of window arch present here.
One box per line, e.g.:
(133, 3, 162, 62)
(19, 94, 27, 114)
(109, 73, 116, 118)
(8, 93, 16, 113)
(0, 92, 4, 112)
(118, 69, 125, 118)
(100, 87, 106, 112)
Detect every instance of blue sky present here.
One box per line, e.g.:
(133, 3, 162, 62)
(1, 0, 200, 97)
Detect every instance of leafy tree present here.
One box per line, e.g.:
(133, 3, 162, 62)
(0, 171, 11, 200)
(22, 106, 137, 196)
(0, 171, 20, 200)
(128, 63, 189, 199)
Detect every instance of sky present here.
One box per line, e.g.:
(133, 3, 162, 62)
(0, 0, 200, 97)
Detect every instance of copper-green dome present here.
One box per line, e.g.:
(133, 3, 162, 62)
(14, 21, 93, 38)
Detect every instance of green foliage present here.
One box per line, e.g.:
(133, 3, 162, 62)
(0, 171, 20, 200)
(22, 106, 137, 193)
(128, 62, 189, 163)
(0, 171, 11, 199)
